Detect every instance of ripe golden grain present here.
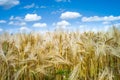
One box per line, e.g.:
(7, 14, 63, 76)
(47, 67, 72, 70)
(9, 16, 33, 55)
(0, 27, 120, 80)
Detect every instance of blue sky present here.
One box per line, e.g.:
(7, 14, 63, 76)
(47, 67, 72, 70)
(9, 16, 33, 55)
(0, 0, 120, 33)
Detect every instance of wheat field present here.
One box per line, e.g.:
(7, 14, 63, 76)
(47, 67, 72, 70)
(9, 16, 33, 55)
(0, 27, 120, 80)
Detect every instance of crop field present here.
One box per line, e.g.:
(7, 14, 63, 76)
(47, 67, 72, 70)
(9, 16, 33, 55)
(0, 27, 120, 80)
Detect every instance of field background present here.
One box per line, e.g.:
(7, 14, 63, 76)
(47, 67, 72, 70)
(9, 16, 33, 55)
(0, 27, 120, 80)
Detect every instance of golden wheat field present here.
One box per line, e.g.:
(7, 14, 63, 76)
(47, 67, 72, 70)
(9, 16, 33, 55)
(0, 27, 120, 80)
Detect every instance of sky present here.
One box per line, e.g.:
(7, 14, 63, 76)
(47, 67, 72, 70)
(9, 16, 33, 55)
(0, 0, 120, 33)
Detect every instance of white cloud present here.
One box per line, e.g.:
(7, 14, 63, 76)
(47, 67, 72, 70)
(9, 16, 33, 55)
(10, 16, 22, 21)
(40, 6, 46, 8)
(51, 8, 65, 14)
(55, 0, 70, 2)
(23, 3, 46, 9)
(102, 21, 111, 25)
(10, 16, 14, 20)
(20, 22, 26, 26)
(23, 3, 35, 9)
(82, 15, 120, 22)
(35, 5, 46, 9)
(60, 11, 82, 19)
(0, 0, 20, 9)
(54, 20, 71, 28)
(0, 20, 6, 23)
(9, 21, 26, 26)
(20, 26, 30, 31)
(33, 23, 47, 27)
(24, 14, 41, 21)
(0, 28, 3, 31)
(20, 27, 28, 30)
(79, 25, 86, 28)
(9, 16, 26, 26)
(8, 21, 14, 25)
(78, 24, 112, 32)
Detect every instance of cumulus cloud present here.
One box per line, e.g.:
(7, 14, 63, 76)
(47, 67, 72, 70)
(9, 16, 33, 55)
(23, 3, 35, 9)
(23, 3, 46, 9)
(55, 0, 70, 2)
(0, 20, 6, 23)
(82, 15, 120, 22)
(51, 8, 65, 14)
(33, 23, 47, 27)
(54, 20, 71, 28)
(9, 21, 26, 26)
(20, 26, 30, 31)
(0, 28, 3, 31)
(20, 22, 26, 26)
(102, 21, 111, 25)
(10, 16, 22, 21)
(0, 0, 20, 9)
(60, 11, 82, 19)
(24, 14, 41, 21)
